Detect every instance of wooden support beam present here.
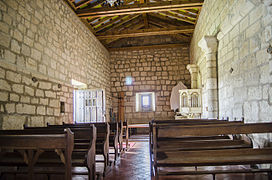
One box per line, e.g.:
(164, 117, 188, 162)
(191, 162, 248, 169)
(103, 14, 141, 33)
(75, 0, 93, 9)
(109, 43, 189, 51)
(95, 16, 124, 33)
(159, 11, 195, 24)
(148, 15, 178, 28)
(96, 26, 194, 39)
(150, 13, 188, 26)
(79, 0, 106, 10)
(140, 0, 149, 28)
(172, 10, 197, 19)
(77, 0, 203, 18)
(92, 17, 112, 27)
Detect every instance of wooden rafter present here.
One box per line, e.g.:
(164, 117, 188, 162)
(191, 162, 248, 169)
(92, 17, 112, 27)
(79, 0, 106, 10)
(117, 16, 143, 31)
(77, 0, 203, 18)
(150, 13, 189, 26)
(96, 26, 194, 39)
(159, 11, 195, 24)
(95, 16, 125, 32)
(172, 10, 197, 19)
(74, 0, 93, 9)
(148, 15, 178, 28)
(103, 14, 141, 33)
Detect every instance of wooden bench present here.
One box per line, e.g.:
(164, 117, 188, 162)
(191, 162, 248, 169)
(23, 125, 97, 180)
(151, 122, 272, 179)
(0, 128, 74, 180)
(50, 122, 110, 176)
(108, 122, 119, 164)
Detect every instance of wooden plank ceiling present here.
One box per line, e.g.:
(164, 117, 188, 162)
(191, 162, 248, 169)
(64, 0, 204, 48)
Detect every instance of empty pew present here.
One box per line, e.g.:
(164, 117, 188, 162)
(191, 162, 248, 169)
(50, 122, 110, 176)
(108, 122, 119, 164)
(24, 125, 96, 180)
(0, 128, 74, 180)
(149, 119, 245, 178)
(151, 122, 272, 179)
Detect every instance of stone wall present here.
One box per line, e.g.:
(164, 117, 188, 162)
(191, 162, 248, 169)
(190, 0, 272, 146)
(110, 45, 191, 124)
(0, 0, 111, 129)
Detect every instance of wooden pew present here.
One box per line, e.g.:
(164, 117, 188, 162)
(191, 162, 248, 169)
(0, 128, 74, 180)
(23, 125, 96, 180)
(108, 122, 119, 164)
(118, 122, 124, 152)
(149, 119, 245, 178)
(151, 122, 272, 179)
(49, 122, 110, 176)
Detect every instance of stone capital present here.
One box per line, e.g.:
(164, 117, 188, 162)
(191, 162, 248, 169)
(198, 36, 218, 54)
(186, 64, 199, 74)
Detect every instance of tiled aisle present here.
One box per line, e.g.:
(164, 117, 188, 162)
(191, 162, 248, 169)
(105, 141, 151, 180)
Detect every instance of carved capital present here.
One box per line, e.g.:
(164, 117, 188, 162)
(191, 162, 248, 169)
(198, 36, 218, 54)
(186, 64, 199, 74)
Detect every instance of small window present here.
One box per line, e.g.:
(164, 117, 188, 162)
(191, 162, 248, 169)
(125, 76, 133, 85)
(60, 101, 65, 113)
(136, 92, 155, 112)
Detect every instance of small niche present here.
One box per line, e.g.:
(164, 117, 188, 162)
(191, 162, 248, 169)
(60, 101, 65, 113)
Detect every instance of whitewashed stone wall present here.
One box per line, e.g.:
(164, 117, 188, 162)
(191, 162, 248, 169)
(191, 0, 272, 146)
(0, 0, 111, 129)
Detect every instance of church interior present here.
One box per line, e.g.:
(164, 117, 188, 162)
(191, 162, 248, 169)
(0, 0, 272, 179)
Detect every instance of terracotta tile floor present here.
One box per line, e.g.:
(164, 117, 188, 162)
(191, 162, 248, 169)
(103, 135, 270, 180)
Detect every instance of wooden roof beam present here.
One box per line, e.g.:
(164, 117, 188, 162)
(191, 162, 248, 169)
(95, 16, 125, 33)
(150, 13, 189, 26)
(75, 0, 93, 9)
(171, 10, 197, 19)
(77, 0, 203, 18)
(103, 14, 141, 33)
(159, 11, 195, 24)
(96, 26, 194, 39)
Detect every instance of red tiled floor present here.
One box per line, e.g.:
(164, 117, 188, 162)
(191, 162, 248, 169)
(104, 135, 270, 180)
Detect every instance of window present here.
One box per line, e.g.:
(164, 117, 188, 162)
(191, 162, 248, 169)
(136, 92, 155, 112)
(125, 76, 133, 85)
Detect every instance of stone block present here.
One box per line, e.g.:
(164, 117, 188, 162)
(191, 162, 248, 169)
(40, 98, 49, 105)
(31, 48, 41, 61)
(6, 71, 21, 83)
(45, 91, 56, 98)
(248, 86, 262, 100)
(20, 96, 30, 103)
(4, 50, 16, 64)
(36, 89, 44, 97)
(11, 39, 21, 54)
(10, 93, 19, 101)
(37, 106, 46, 115)
(30, 116, 45, 127)
(0, 79, 11, 91)
(12, 84, 24, 94)
(49, 99, 59, 108)
(21, 44, 31, 56)
(0, 91, 8, 101)
(25, 86, 34, 96)
(2, 115, 26, 130)
(45, 116, 55, 125)
(16, 104, 36, 114)
(5, 103, 15, 113)
(47, 107, 54, 115)
(38, 81, 52, 90)
(0, 67, 4, 78)
(31, 98, 39, 104)
(0, 32, 11, 48)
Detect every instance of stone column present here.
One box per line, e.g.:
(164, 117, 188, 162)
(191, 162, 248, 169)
(186, 64, 199, 89)
(198, 36, 218, 118)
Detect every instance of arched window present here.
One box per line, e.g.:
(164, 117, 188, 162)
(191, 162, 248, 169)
(181, 92, 188, 107)
(191, 92, 199, 107)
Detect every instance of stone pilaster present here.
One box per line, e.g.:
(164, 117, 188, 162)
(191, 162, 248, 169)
(186, 64, 199, 89)
(198, 36, 218, 118)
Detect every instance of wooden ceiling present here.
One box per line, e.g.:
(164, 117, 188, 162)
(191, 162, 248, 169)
(64, 0, 204, 48)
